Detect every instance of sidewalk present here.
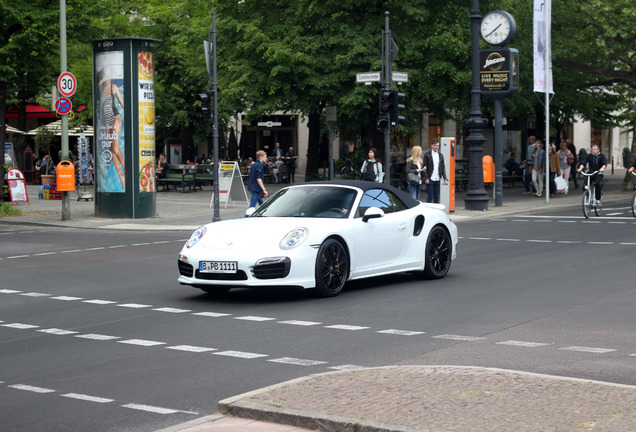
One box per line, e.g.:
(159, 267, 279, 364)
(4, 171, 635, 432)
(2, 171, 631, 230)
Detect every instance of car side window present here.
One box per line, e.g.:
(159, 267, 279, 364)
(357, 189, 407, 217)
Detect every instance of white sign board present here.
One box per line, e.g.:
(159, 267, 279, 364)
(257, 121, 282, 127)
(211, 161, 248, 208)
(356, 71, 381, 84)
(392, 71, 408, 83)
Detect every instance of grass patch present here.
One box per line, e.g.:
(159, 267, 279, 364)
(0, 202, 22, 217)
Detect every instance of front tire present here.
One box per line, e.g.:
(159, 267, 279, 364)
(314, 239, 348, 297)
(422, 226, 452, 279)
(582, 189, 592, 218)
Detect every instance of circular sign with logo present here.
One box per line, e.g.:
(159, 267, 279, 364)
(55, 97, 73, 115)
(57, 72, 77, 97)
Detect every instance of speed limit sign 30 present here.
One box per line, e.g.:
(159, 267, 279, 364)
(58, 72, 77, 97)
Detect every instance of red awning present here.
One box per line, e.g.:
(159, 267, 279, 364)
(5, 103, 56, 119)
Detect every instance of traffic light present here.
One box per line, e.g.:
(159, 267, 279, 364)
(378, 89, 393, 131)
(392, 90, 405, 126)
(378, 89, 405, 130)
(196, 90, 213, 117)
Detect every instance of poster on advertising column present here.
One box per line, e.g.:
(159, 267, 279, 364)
(138, 51, 155, 192)
(95, 51, 126, 192)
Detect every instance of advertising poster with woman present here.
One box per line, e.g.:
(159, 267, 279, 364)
(138, 51, 155, 192)
(95, 52, 126, 192)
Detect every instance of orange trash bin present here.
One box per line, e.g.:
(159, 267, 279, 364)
(56, 160, 76, 191)
(482, 155, 495, 183)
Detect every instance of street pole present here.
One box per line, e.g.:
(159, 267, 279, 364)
(211, 13, 220, 222)
(464, 0, 489, 211)
(494, 99, 503, 206)
(60, 0, 70, 220)
(383, 11, 391, 185)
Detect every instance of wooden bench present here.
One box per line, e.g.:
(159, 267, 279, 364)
(156, 165, 196, 192)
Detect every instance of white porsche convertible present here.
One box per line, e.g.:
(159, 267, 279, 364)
(178, 181, 458, 297)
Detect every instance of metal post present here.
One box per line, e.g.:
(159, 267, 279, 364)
(383, 11, 391, 185)
(60, 0, 70, 220)
(494, 99, 503, 206)
(212, 13, 220, 222)
(464, 0, 489, 210)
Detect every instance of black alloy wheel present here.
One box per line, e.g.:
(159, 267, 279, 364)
(314, 239, 349, 297)
(422, 226, 452, 279)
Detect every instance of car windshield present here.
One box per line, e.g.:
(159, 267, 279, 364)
(251, 186, 357, 218)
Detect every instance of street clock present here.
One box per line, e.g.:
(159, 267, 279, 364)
(480, 10, 516, 46)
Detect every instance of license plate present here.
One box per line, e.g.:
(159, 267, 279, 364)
(199, 261, 238, 273)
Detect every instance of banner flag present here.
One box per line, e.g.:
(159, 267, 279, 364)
(533, 0, 554, 94)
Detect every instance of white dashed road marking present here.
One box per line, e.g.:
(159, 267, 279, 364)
(324, 324, 370, 331)
(559, 346, 617, 354)
(497, 340, 550, 348)
(117, 339, 166, 347)
(152, 307, 191, 313)
(75, 334, 120, 341)
(433, 334, 485, 341)
(117, 303, 152, 309)
(213, 350, 268, 359)
(377, 329, 425, 336)
(62, 393, 114, 403)
(121, 404, 179, 415)
(268, 357, 328, 366)
(278, 320, 322, 326)
(166, 345, 217, 353)
(2, 323, 39, 329)
(234, 315, 276, 322)
(192, 312, 231, 317)
(9, 384, 55, 393)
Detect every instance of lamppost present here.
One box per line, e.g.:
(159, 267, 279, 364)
(463, 0, 490, 211)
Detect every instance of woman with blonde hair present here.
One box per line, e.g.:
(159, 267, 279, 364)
(405, 145, 425, 200)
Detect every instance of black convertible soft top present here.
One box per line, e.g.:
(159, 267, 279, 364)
(298, 180, 421, 210)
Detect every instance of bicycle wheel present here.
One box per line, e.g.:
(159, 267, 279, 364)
(594, 192, 603, 217)
(582, 189, 592, 218)
(632, 190, 636, 219)
(340, 166, 352, 180)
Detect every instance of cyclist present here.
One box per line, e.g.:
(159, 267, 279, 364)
(576, 144, 607, 205)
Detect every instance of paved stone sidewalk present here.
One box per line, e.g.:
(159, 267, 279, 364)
(211, 366, 636, 432)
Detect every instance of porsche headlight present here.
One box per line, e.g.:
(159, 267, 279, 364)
(279, 227, 308, 250)
(186, 226, 207, 248)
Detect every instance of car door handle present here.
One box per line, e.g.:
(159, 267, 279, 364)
(398, 224, 407, 231)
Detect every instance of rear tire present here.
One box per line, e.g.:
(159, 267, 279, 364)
(422, 226, 452, 279)
(314, 239, 348, 297)
(582, 189, 592, 218)
(594, 192, 603, 217)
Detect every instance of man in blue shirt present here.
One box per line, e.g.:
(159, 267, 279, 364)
(247, 150, 269, 210)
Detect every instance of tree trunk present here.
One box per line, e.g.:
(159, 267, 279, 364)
(305, 110, 322, 178)
(622, 124, 636, 191)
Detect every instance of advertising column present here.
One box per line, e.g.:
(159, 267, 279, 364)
(92, 38, 159, 218)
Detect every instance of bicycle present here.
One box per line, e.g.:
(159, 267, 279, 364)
(630, 171, 636, 219)
(340, 159, 354, 180)
(581, 170, 603, 218)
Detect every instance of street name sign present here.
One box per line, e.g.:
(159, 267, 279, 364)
(257, 121, 282, 127)
(356, 71, 381, 85)
(392, 71, 408, 83)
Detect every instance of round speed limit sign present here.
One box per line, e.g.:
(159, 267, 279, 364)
(57, 72, 77, 97)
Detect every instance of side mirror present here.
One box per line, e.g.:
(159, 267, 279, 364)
(362, 206, 384, 222)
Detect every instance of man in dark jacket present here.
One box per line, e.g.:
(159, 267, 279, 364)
(577, 144, 607, 204)
(422, 139, 448, 204)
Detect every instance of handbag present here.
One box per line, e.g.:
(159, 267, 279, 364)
(555, 175, 567, 193)
(407, 171, 421, 185)
(567, 154, 575, 164)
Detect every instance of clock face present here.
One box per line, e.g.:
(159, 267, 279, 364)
(481, 11, 515, 46)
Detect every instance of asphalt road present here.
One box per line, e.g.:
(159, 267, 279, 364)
(1, 205, 635, 431)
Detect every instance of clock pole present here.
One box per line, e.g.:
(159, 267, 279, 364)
(464, 0, 490, 211)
